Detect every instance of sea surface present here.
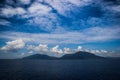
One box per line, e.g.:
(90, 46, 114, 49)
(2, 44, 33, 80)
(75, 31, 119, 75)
(0, 59, 120, 80)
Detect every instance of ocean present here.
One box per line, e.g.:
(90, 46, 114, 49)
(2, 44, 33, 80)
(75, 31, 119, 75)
(0, 59, 120, 80)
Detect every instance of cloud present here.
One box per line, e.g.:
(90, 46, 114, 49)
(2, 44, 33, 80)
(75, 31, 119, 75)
(0, 19, 11, 26)
(66, 0, 92, 6)
(26, 44, 110, 57)
(80, 49, 109, 57)
(0, 26, 119, 44)
(90, 50, 101, 54)
(109, 5, 120, 12)
(0, 39, 117, 57)
(28, 2, 52, 14)
(26, 44, 83, 55)
(63, 47, 74, 54)
(26, 44, 75, 57)
(1, 39, 25, 51)
(50, 45, 63, 54)
(88, 49, 110, 57)
(19, 0, 31, 5)
(28, 15, 59, 31)
(27, 44, 49, 52)
(82, 26, 120, 42)
(1, 0, 92, 17)
(23, 2, 59, 31)
(26, 44, 112, 57)
(0, 0, 119, 58)
(76, 46, 83, 51)
(45, 0, 92, 16)
(0, 0, 119, 32)
(96, 0, 120, 18)
(1, 6, 26, 17)
(0, 0, 96, 32)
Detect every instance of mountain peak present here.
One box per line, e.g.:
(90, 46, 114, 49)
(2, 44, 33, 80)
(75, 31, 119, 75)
(23, 54, 57, 60)
(60, 51, 103, 59)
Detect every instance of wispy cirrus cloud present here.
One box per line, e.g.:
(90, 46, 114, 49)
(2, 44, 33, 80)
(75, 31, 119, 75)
(0, 26, 119, 44)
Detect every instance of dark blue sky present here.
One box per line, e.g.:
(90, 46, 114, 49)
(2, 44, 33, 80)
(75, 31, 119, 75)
(0, 0, 120, 58)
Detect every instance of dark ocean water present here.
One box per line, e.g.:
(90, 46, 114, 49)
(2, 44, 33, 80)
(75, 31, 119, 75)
(0, 59, 120, 80)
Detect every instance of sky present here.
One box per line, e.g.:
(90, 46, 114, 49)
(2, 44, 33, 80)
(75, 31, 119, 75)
(0, 0, 120, 59)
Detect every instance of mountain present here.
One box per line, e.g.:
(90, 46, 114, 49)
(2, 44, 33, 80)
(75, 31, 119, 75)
(23, 54, 57, 60)
(23, 51, 104, 59)
(60, 51, 103, 59)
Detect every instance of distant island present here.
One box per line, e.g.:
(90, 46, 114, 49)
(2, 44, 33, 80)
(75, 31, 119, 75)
(23, 51, 104, 60)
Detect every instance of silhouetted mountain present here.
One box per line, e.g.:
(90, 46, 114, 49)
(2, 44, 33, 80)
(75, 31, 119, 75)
(60, 51, 104, 59)
(23, 54, 57, 60)
(23, 51, 104, 59)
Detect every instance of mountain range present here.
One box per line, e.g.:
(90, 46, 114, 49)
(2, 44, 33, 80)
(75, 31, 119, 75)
(23, 51, 104, 59)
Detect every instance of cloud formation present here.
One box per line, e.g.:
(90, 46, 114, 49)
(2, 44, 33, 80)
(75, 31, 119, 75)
(0, 26, 119, 44)
(0, 39, 119, 58)
(0, 0, 120, 58)
(26, 43, 109, 57)
(1, 39, 25, 51)
(1, 7, 26, 17)
(27, 44, 49, 52)
(63, 47, 74, 54)
(50, 45, 63, 54)
(0, 0, 119, 32)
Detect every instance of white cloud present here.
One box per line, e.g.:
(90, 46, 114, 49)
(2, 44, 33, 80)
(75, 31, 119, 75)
(5, 0, 31, 5)
(27, 44, 49, 52)
(100, 50, 108, 53)
(22, 2, 59, 31)
(82, 26, 120, 42)
(63, 47, 74, 54)
(83, 49, 108, 56)
(27, 44, 83, 55)
(0, 26, 119, 44)
(28, 2, 52, 14)
(90, 50, 101, 54)
(27, 44, 76, 55)
(76, 46, 83, 51)
(87, 49, 110, 57)
(26, 44, 68, 57)
(50, 45, 63, 54)
(1, 0, 92, 17)
(1, 7, 26, 17)
(45, 0, 73, 16)
(0, 0, 93, 31)
(0, 40, 113, 57)
(1, 39, 25, 51)
(45, 0, 92, 16)
(26, 44, 110, 57)
(28, 15, 58, 31)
